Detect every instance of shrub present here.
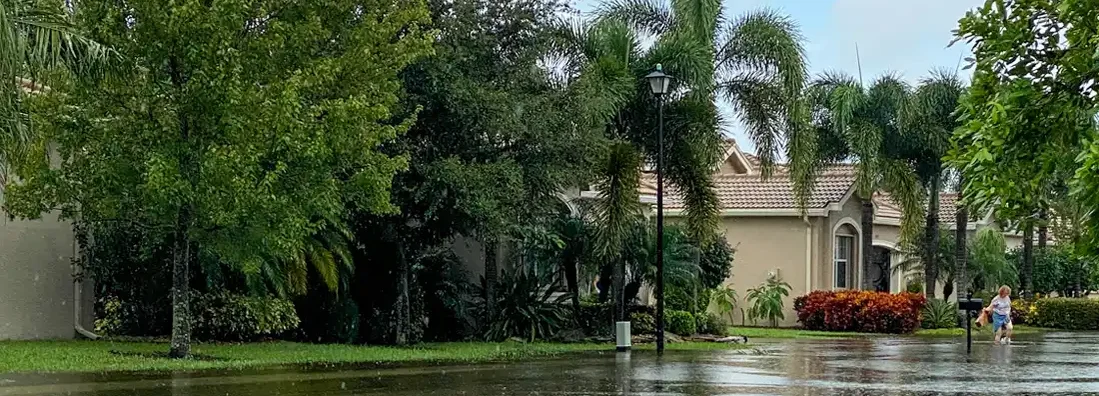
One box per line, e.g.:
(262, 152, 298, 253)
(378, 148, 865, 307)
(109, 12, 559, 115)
(296, 297, 360, 344)
(746, 274, 791, 327)
(630, 312, 655, 335)
(578, 302, 612, 335)
(1011, 298, 1035, 325)
(905, 280, 924, 294)
(665, 310, 696, 335)
(695, 313, 727, 336)
(191, 292, 301, 341)
(1031, 298, 1099, 330)
(794, 290, 926, 334)
(921, 299, 958, 329)
(483, 271, 570, 341)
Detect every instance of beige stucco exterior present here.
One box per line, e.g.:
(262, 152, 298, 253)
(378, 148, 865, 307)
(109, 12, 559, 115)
(0, 213, 91, 340)
(718, 216, 810, 326)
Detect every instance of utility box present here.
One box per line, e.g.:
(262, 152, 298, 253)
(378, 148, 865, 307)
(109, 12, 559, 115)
(615, 321, 631, 352)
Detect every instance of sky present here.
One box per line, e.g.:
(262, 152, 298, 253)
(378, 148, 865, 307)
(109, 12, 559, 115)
(572, 0, 983, 154)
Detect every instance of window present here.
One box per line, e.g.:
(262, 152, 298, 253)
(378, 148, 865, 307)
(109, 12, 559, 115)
(834, 235, 854, 288)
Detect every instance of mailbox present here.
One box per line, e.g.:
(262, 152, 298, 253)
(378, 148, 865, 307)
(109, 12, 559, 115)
(958, 298, 983, 312)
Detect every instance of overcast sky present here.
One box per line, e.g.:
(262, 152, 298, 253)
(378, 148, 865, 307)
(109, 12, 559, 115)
(571, 0, 983, 154)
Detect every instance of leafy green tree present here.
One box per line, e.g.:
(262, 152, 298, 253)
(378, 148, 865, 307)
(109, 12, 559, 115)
(558, 0, 809, 320)
(807, 72, 925, 292)
(1, 0, 113, 185)
(969, 228, 1015, 293)
(362, 0, 602, 342)
(5, 0, 432, 357)
(746, 274, 790, 328)
(950, 0, 1099, 294)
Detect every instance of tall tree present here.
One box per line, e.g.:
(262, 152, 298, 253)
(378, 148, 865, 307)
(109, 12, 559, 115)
(900, 70, 967, 298)
(950, 0, 1097, 279)
(807, 72, 926, 292)
(374, 0, 603, 339)
(559, 0, 810, 319)
(5, 0, 432, 357)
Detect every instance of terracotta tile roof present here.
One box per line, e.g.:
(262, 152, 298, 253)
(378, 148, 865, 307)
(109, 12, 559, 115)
(644, 165, 857, 210)
(874, 192, 963, 224)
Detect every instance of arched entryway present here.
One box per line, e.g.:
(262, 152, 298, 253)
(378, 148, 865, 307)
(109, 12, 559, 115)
(870, 246, 892, 292)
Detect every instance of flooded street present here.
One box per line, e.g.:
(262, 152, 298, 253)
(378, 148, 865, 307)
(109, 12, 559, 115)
(4, 332, 1099, 395)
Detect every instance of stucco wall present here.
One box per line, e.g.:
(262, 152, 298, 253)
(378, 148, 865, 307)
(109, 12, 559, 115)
(0, 213, 79, 339)
(720, 216, 809, 327)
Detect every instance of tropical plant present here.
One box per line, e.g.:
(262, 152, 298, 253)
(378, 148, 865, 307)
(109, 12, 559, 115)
(482, 270, 571, 342)
(664, 310, 696, 336)
(746, 274, 791, 327)
(920, 299, 958, 330)
(0, 0, 115, 185)
(969, 227, 1015, 293)
(807, 72, 926, 292)
(710, 284, 742, 326)
(556, 0, 811, 320)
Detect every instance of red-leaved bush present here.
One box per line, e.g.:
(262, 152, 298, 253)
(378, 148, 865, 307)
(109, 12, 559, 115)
(793, 290, 927, 334)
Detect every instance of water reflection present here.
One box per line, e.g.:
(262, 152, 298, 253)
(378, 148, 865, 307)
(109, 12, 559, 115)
(4, 332, 1099, 395)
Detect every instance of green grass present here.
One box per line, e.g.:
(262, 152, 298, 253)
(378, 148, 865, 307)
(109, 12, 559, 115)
(0, 340, 746, 374)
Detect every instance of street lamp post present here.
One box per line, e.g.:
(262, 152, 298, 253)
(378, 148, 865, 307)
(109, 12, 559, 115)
(645, 64, 673, 354)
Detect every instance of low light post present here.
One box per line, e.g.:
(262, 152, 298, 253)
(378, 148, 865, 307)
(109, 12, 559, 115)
(645, 64, 673, 354)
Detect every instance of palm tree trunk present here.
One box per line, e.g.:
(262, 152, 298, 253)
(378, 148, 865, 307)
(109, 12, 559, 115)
(612, 257, 625, 322)
(955, 190, 969, 297)
(924, 178, 941, 299)
(1037, 208, 1048, 251)
(168, 208, 192, 359)
(484, 237, 498, 321)
(1021, 221, 1034, 297)
(860, 200, 875, 291)
(564, 255, 581, 319)
(942, 274, 954, 301)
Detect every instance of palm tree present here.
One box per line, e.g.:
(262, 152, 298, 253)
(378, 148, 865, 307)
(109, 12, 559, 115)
(1, 0, 113, 184)
(900, 70, 967, 298)
(557, 0, 809, 320)
(808, 72, 925, 292)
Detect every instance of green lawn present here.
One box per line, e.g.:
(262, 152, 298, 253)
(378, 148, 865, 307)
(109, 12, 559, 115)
(0, 339, 746, 374)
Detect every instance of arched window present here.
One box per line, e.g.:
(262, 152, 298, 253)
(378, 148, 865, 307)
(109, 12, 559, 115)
(834, 224, 858, 289)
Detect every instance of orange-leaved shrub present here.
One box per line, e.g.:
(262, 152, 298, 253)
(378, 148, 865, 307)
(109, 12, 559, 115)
(793, 290, 927, 334)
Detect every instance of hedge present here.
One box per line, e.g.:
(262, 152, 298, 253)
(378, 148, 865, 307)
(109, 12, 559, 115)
(1031, 298, 1099, 330)
(665, 310, 696, 335)
(97, 292, 301, 341)
(794, 290, 926, 334)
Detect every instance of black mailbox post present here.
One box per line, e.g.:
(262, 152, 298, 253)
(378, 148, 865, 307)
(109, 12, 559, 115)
(958, 292, 984, 353)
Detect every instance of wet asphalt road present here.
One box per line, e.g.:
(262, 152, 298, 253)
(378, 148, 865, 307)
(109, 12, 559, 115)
(3, 332, 1099, 395)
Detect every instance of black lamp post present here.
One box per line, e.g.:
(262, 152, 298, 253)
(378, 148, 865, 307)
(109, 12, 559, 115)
(645, 64, 673, 353)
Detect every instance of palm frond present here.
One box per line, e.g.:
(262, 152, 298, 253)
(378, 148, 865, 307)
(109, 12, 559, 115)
(592, 141, 643, 259)
(594, 0, 674, 37)
(880, 158, 927, 245)
(670, 0, 722, 46)
(718, 9, 806, 101)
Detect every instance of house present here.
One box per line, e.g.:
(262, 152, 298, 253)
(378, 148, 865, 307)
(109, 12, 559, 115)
(639, 139, 1023, 326)
(0, 78, 94, 340)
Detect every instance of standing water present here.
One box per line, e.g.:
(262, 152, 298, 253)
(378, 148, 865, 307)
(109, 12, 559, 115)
(3, 332, 1099, 395)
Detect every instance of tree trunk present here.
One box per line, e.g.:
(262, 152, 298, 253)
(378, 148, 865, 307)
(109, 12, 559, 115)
(1021, 222, 1034, 297)
(612, 257, 625, 322)
(483, 237, 498, 321)
(597, 264, 612, 303)
(1037, 208, 1048, 251)
(393, 231, 410, 345)
(564, 255, 581, 320)
(168, 209, 192, 359)
(924, 178, 941, 299)
(860, 200, 875, 291)
(955, 193, 969, 297)
(942, 274, 954, 301)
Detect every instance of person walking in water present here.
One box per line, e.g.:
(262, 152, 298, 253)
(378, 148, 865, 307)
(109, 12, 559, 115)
(986, 285, 1013, 345)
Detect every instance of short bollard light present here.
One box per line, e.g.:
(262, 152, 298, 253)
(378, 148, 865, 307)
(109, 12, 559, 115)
(958, 292, 984, 353)
(616, 321, 632, 352)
